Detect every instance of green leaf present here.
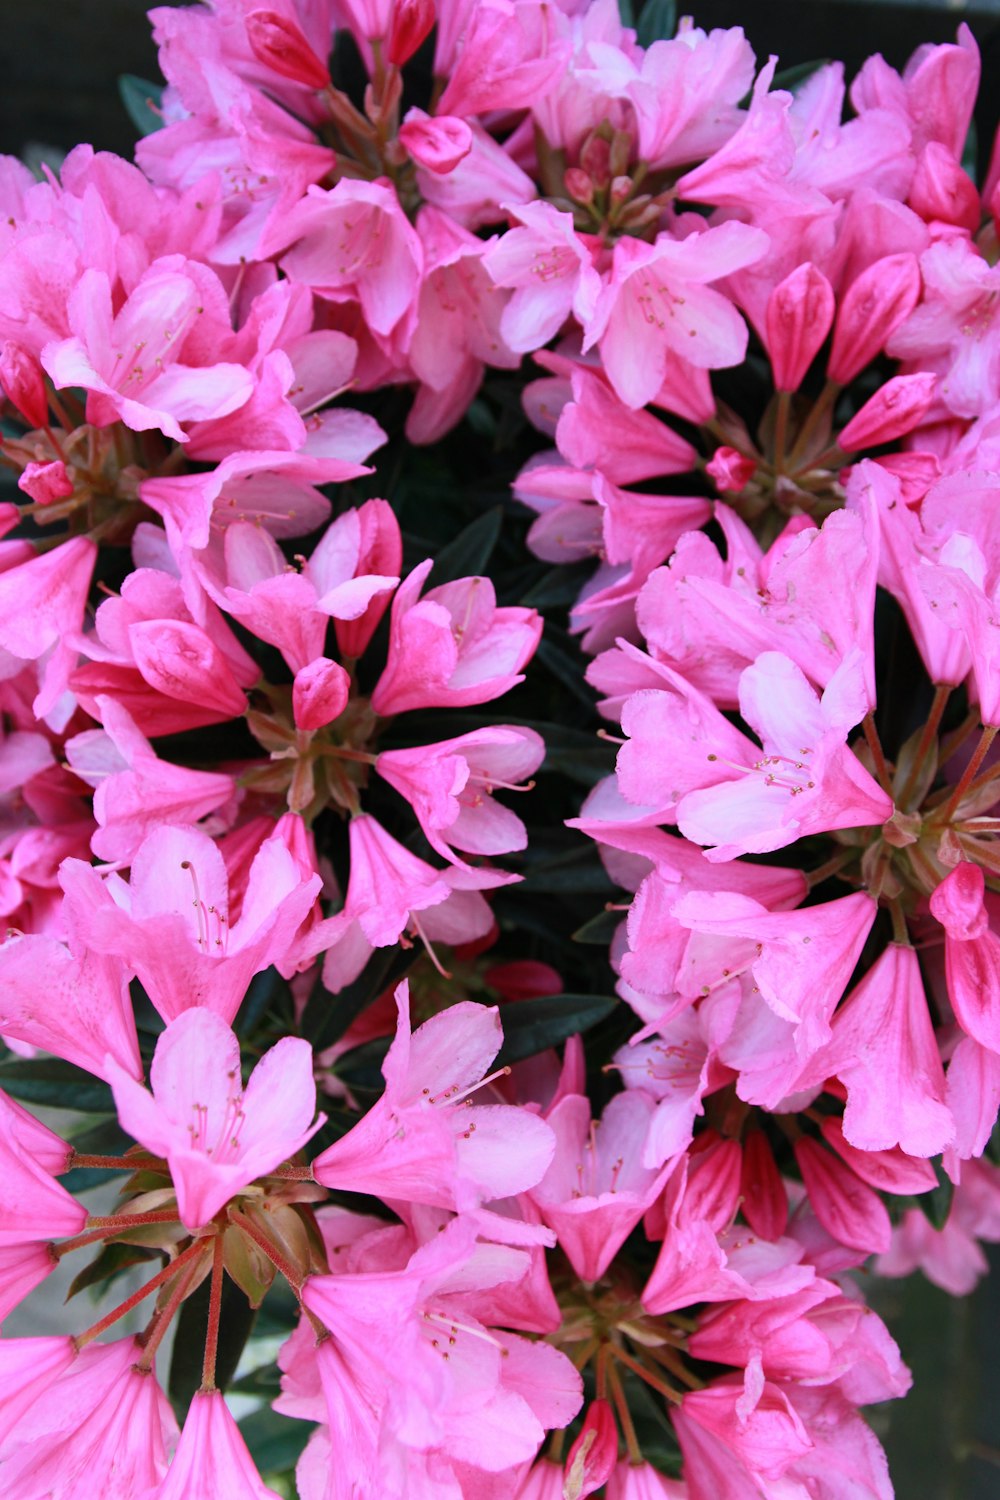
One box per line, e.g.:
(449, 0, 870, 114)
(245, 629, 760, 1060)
(919, 1158, 955, 1232)
(427, 506, 503, 588)
(118, 75, 165, 137)
(536, 633, 599, 711)
(168, 1271, 257, 1420)
(331, 1033, 393, 1094)
(617, 0, 636, 26)
(0, 1056, 113, 1113)
(572, 908, 625, 945)
(239, 1405, 310, 1477)
(520, 848, 616, 895)
(495, 993, 617, 1065)
(67, 1241, 161, 1302)
(962, 116, 978, 185)
(236, 966, 293, 1038)
(301, 945, 416, 1052)
(636, 0, 675, 46)
(771, 60, 829, 95)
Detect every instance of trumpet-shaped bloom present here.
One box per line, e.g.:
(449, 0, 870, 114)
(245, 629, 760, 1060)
(106, 1008, 324, 1230)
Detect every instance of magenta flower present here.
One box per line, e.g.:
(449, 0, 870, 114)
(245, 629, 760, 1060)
(106, 1007, 324, 1230)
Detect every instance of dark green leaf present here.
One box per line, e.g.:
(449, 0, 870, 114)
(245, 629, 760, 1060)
(636, 0, 675, 46)
(427, 506, 503, 588)
(236, 966, 293, 1038)
(168, 1271, 257, 1419)
(228, 1361, 283, 1397)
(0, 1056, 113, 1113)
(331, 1033, 392, 1093)
(118, 75, 165, 136)
(771, 59, 829, 95)
(919, 1158, 955, 1232)
(238, 1405, 310, 1476)
(495, 993, 617, 1065)
(536, 635, 598, 711)
(67, 1241, 161, 1301)
(520, 849, 616, 895)
(617, 0, 635, 26)
(301, 945, 416, 1052)
(963, 116, 978, 185)
(572, 908, 625, 945)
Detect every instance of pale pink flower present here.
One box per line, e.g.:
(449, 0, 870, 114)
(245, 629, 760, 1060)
(583, 222, 768, 409)
(61, 825, 321, 1023)
(313, 981, 555, 1212)
(106, 1007, 323, 1230)
(528, 1090, 674, 1281)
(0, 936, 140, 1083)
(483, 200, 602, 353)
(0, 1337, 76, 1447)
(42, 257, 253, 442)
(371, 559, 542, 716)
(376, 727, 544, 865)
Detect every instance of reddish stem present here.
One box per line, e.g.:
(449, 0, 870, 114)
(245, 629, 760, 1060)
(136, 1249, 209, 1371)
(76, 1240, 204, 1347)
(201, 1232, 227, 1392)
(941, 725, 999, 824)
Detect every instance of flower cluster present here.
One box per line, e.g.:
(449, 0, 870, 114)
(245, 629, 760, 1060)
(2, 1, 1000, 1497)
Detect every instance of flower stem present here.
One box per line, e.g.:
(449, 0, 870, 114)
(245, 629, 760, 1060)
(136, 1247, 210, 1371)
(69, 1153, 165, 1173)
(896, 684, 952, 808)
(941, 725, 998, 824)
(862, 713, 894, 799)
(200, 1232, 227, 1392)
(607, 1356, 643, 1463)
(611, 1344, 684, 1405)
(76, 1240, 204, 1347)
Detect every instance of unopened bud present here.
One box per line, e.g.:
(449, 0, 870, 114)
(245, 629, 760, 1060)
(765, 263, 835, 392)
(579, 132, 612, 189)
(563, 1400, 617, 1499)
(827, 253, 921, 385)
(838, 372, 937, 452)
(293, 657, 350, 731)
(563, 167, 593, 204)
(609, 174, 632, 207)
(386, 0, 435, 65)
(0, 342, 49, 429)
(909, 142, 980, 234)
(608, 128, 632, 180)
(18, 459, 73, 506)
(399, 112, 471, 175)
(706, 445, 756, 493)
(245, 10, 330, 89)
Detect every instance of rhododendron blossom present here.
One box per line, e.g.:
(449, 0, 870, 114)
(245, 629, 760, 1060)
(3, 3, 1000, 1496)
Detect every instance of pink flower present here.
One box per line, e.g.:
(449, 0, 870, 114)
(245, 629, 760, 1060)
(149, 1389, 281, 1499)
(371, 559, 542, 716)
(484, 200, 602, 353)
(106, 1007, 323, 1230)
(0, 937, 140, 1084)
(583, 222, 768, 409)
(263, 179, 423, 342)
(65, 695, 235, 863)
(313, 981, 555, 1212)
(529, 1090, 673, 1282)
(376, 727, 544, 865)
(0, 1337, 76, 1448)
(42, 257, 253, 442)
(61, 825, 321, 1024)
(0, 1337, 178, 1498)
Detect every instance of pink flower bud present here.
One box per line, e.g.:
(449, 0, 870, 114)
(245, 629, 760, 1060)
(399, 113, 471, 175)
(334, 498, 403, 660)
(17, 459, 73, 506)
(740, 1130, 788, 1241)
(245, 9, 330, 89)
(838, 372, 937, 451)
(579, 133, 612, 189)
(827, 254, 921, 385)
(563, 1399, 618, 1499)
(794, 1136, 892, 1254)
(0, 341, 49, 428)
(564, 167, 594, 204)
(909, 142, 980, 233)
(764, 263, 835, 392)
(293, 657, 350, 730)
(706, 444, 756, 493)
(610, 175, 633, 206)
(386, 0, 435, 65)
(685, 1136, 742, 1233)
(130, 619, 249, 719)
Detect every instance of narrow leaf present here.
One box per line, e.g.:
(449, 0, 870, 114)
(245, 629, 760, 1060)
(301, 945, 416, 1052)
(0, 1056, 113, 1113)
(118, 75, 165, 137)
(428, 506, 503, 588)
(495, 993, 617, 1065)
(637, 0, 675, 46)
(67, 1241, 161, 1302)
